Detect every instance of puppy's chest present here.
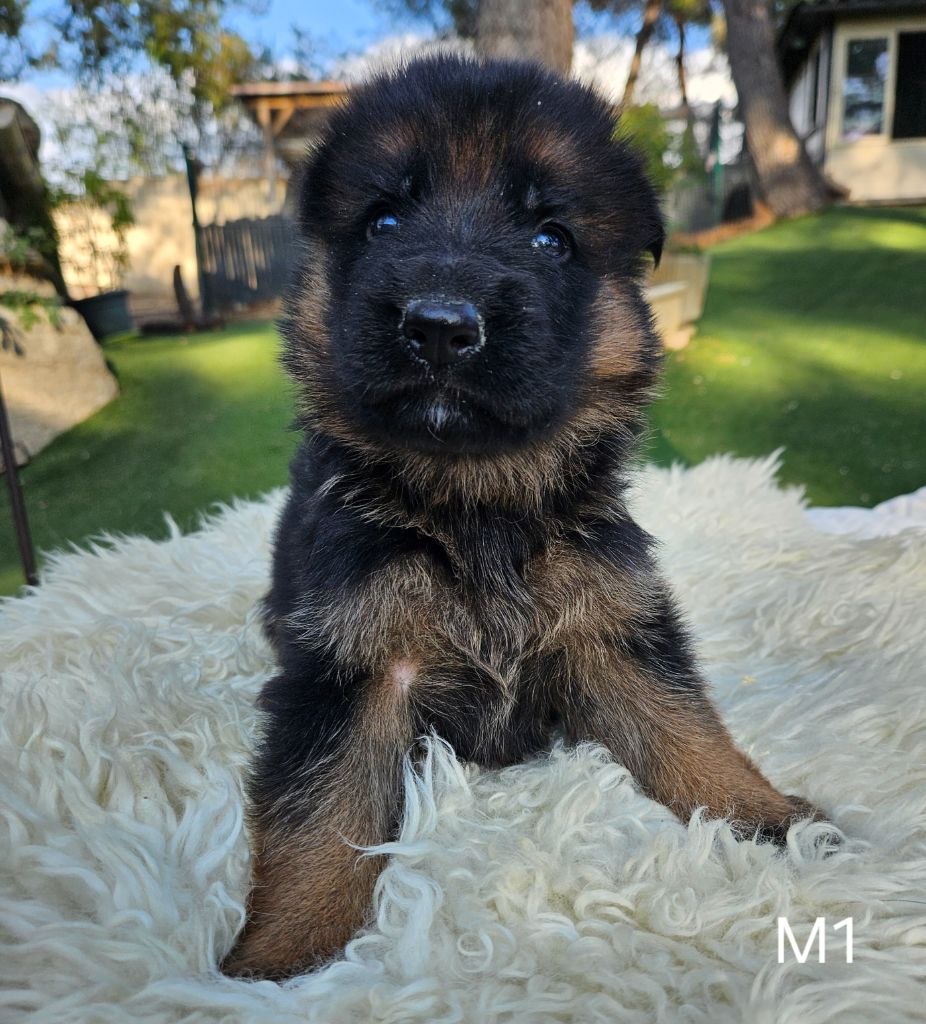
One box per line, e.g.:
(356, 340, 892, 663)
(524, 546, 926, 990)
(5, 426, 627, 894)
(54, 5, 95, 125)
(310, 534, 648, 676)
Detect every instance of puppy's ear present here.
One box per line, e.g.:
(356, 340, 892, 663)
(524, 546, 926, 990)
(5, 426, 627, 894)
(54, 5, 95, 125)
(631, 188, 665, 271)
(647, 230, 664, 269)
(295, 144, 328, 237)
(293, 159, 312, 234)
(606, 131, 666, 270)
(636, 171, 666, 268)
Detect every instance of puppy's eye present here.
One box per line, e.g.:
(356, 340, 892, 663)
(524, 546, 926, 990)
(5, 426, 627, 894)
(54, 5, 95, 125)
(531, 224, 571, 258)
(368, 210, 399, 237)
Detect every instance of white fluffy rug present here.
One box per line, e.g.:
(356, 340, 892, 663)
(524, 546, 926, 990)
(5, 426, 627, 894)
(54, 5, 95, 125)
(2, 455, 925, 1024)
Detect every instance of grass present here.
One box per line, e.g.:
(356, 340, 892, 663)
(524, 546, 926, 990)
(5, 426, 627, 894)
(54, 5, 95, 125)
(648, 205, 926, 506)
(0, 321, 295, 596)
(1, 206, 924, 595)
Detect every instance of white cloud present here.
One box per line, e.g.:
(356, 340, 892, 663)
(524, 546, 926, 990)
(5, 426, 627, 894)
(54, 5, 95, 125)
(330, 33, 473, 82)
(573, 34, 736, 111)
(332, 32, 742, 165)
(328, 30, 737, 114)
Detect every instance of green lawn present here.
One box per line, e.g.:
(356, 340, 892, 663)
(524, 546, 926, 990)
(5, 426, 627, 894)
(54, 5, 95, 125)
(0, 322, 295, 595)
(1, 206, 924, 595)
(648, 205, 926, 506)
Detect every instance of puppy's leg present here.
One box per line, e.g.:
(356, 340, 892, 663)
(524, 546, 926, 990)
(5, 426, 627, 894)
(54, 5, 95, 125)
(223, 657, 414, 979)
(560, 598, 824, 841)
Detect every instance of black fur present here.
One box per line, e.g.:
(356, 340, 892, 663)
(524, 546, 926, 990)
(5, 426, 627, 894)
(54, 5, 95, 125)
(225, 55, 824, 980)
(280, 54, 664, 456)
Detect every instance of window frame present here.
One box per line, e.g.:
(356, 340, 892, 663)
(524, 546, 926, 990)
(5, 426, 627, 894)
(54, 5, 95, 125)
(828, 16, 926, 150)
(808, 42, 822, 129)
(834, 29, 895, 144)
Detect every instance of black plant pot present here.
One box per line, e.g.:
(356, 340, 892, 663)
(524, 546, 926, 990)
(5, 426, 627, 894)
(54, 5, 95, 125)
(71, 289, 133, 341)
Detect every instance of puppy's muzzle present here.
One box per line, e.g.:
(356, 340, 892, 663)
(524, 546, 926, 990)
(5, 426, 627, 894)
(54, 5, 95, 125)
(400, 299, 483, 367)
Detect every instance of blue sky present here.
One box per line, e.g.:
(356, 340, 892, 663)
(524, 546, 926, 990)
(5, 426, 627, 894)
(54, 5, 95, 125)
(10, 1, 722, 181)
(18, 0, 414, 91)
(223, 0, 709, 66)
(14, 0, 710, 100)
(225, 0, 430, 68)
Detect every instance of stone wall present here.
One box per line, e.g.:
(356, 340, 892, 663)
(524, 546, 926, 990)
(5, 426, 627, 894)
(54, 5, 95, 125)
(54, 173, 288, 309)
(0, 275, 118, 468)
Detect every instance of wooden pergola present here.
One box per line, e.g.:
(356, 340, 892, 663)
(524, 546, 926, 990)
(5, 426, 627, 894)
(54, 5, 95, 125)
(231, 80, 348, 202)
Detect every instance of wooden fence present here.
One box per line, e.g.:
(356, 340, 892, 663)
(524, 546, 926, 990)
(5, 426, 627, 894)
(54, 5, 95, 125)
(197, 215, 294, 313)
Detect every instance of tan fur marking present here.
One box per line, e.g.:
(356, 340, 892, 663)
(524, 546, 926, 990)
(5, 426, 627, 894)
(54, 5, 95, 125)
(286, 237, 336, 427)
(289, 529, 657, 696)
(523, 123, 583, 180)
(528, 539, 656, 664)
(223, 687, 414, 979)
(224, 806, 385, 978)
(312, 401, 637, 513)
(369, 118, 420, 160)
(289, 239, 331, 356)
(566, 662, 813, 831)
(588, 279, 650, 378)
(288, 553, 440, 670)
(448, 121, 502, 191)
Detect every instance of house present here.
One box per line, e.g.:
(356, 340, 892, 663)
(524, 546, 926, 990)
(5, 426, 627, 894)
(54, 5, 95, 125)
(779, 0, 926, 201)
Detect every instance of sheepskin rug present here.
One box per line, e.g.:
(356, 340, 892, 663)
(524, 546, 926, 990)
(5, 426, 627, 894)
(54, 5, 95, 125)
(2, 455, 925, 1024)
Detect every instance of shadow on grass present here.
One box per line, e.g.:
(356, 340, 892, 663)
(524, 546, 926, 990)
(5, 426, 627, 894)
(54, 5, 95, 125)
(700, 251, 925, 334)
(652, 277, 924, 503)
(649, 206, 926, 507)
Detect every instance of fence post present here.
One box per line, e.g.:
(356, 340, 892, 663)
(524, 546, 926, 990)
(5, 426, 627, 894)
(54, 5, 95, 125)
(0, 369, 38, 586)
(183, 145, 211, 320)
(709, 102, 725, 223)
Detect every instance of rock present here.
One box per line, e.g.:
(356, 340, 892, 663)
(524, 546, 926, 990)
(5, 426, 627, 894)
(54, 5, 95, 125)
(0, 274, 119, 470)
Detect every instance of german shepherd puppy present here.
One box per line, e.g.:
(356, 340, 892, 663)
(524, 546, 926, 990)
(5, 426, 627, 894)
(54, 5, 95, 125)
(223, 54, 823, 980)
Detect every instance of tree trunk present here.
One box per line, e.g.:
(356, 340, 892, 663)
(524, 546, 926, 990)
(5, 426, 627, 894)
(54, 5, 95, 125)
(674, 13, 690, 118)
(622, 0, 663, 108)
(722, 0, 830, 218)
(474, 0, 574, 75)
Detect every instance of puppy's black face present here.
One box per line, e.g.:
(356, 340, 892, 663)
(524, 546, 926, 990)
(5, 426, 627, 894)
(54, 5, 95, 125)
(284, 55, 664, 457)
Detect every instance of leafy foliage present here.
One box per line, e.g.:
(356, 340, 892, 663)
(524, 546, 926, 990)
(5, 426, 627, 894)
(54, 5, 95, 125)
(73, 170, 134, 234)
(0, 288, 63, 329)
(617, 103, 675, 191)
(1, 1, 257, 100)
(617, 103, 705, 193)
(0, 224, 50, 270)
(0, 223, 64, 341)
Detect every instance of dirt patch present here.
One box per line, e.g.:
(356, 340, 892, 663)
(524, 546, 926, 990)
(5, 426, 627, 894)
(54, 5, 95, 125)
(670, 202, 776, 250)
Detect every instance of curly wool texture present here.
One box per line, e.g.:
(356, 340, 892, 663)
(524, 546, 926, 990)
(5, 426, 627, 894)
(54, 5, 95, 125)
(1, 454, 924, 1024)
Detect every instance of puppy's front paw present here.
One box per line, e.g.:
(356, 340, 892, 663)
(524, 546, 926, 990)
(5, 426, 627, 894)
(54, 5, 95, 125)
(752, 794, 833, 846)
(785, 794, 827, 823)
(221, 934, 290, 981)
(221, 924, 343, 981)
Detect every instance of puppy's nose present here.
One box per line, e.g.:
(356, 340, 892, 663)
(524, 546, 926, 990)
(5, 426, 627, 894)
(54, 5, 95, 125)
(402, 299, 482, 365)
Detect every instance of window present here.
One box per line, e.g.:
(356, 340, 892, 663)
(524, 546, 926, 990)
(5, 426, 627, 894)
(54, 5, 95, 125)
(841, 37, 889, 138)
(892, 31, 926, 139)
